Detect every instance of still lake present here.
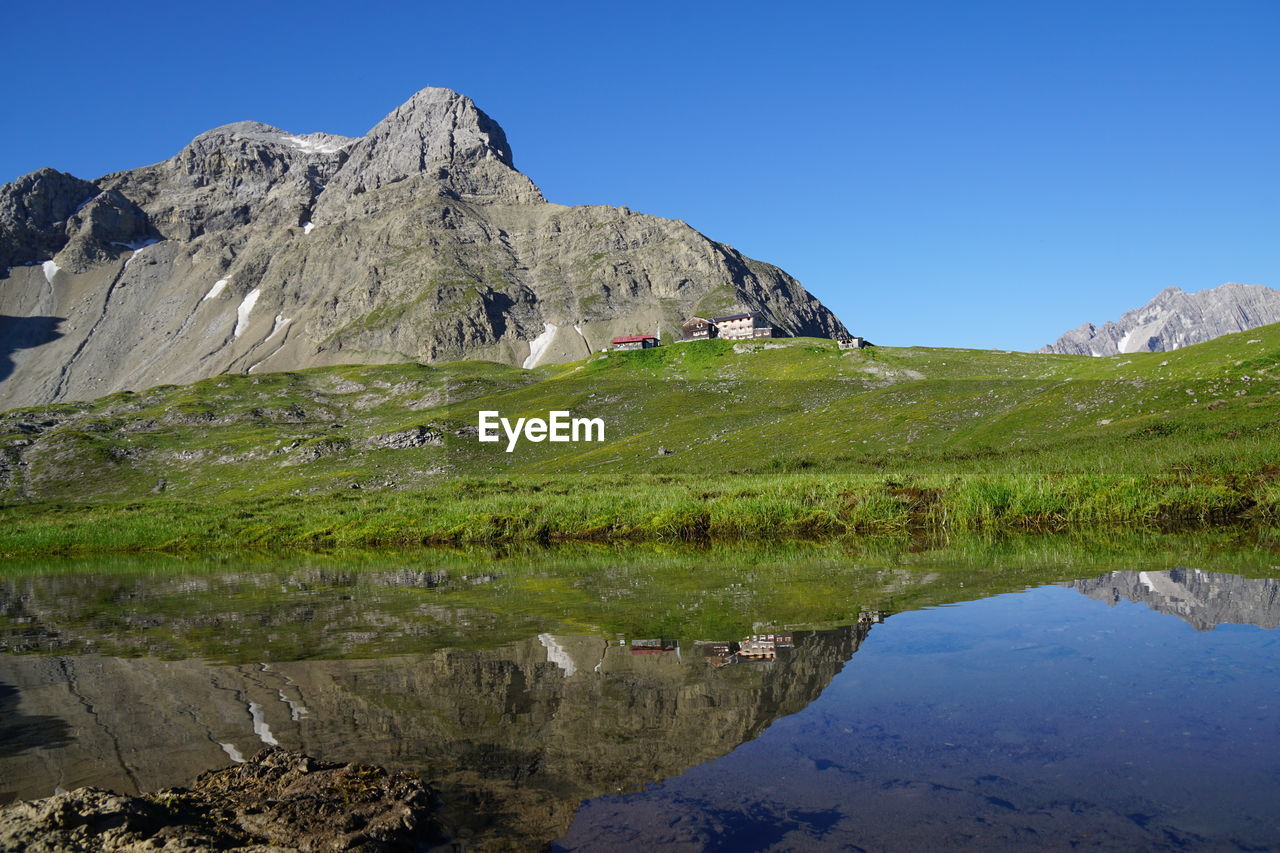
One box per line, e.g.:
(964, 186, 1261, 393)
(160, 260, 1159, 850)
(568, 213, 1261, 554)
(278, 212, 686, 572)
(1, 539, 1278, 851)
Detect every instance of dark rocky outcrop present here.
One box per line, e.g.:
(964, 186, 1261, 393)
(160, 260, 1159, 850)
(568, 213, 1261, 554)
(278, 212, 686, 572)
(58, 191, 157, 274)
(0, 168, 101, 269)
(0, 87, 848, 409)
(365, 426, 444, 449)
(0, 169, 155, 274)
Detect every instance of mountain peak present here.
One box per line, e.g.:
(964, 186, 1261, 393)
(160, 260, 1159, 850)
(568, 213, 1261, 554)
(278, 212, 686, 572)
(188, 121, 359, 157)
(195, 120, 288, 140)
(381, 87, 513, 166)
(322, 87, 523, 200)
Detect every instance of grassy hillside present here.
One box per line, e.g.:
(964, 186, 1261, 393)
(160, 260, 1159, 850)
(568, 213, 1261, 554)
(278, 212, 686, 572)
(2, 323, 1279, 552)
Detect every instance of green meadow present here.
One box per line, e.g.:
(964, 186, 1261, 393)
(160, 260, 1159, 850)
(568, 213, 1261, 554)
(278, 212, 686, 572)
(2, 323, 1279, 554)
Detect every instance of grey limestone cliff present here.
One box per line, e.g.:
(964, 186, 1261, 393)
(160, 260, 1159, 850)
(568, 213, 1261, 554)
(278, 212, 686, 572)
(0, 88, 847, 409)
(1038, 282, 1280, 356)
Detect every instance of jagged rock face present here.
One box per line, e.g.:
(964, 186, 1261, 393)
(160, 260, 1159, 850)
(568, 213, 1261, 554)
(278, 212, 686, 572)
(1065, 569, 1280, 631)
(0, 169, 153, 272)
(104, 120, 358, 240)
(1038, 282, 1280, 356)
(0, 87, 847, 409)
(321, 86, 537, 203)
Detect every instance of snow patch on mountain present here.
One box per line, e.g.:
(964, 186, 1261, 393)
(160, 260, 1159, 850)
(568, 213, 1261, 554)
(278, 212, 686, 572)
(112, 237, 162, 251)
(234, 288, 261, 338)
(282, 134, 353, 155)
(523, 323, 557, 369)
(203, 279, 228, 302)
(264, 313, 291, 342)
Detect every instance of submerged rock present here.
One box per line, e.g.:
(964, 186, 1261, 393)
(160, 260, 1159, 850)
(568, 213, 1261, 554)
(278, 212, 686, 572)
(0, 747, 444, 852)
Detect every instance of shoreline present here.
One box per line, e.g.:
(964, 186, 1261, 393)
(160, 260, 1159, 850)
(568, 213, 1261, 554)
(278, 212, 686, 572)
(2, 468, 1278, 557)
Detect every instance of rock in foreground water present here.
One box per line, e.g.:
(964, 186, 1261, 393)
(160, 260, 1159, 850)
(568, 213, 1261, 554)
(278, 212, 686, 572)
(0, 747, 444, 852)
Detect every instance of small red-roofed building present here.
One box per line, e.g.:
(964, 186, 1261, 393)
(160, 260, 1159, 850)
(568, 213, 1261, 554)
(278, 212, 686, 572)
(610, 334, 660, 350)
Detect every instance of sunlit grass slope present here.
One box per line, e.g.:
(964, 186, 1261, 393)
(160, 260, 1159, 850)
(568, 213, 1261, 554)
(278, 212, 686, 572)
(2, 323, 1279, 551)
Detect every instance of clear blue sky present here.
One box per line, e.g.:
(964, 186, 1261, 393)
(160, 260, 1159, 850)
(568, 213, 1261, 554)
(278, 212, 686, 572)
(3, 0, 1276, 349)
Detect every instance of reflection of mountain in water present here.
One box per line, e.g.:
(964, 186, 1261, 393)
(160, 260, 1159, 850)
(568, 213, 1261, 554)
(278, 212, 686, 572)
(0, 621, 871, 846)
(1066, 569, 1280, 631)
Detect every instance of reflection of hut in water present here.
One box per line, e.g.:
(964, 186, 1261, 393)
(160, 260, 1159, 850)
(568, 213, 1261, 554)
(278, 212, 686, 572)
(696, 641, 739, 667)
(737, 634, 793, 660)
(738, 640, 775, 659)
(630, 638, 679, 654)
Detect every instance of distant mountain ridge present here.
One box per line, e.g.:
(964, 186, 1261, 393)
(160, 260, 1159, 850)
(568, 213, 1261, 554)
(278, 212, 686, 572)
(1038, 282, 1280, 356)
(1066, 569, 1280, 632)
(0, 87, 847, 409)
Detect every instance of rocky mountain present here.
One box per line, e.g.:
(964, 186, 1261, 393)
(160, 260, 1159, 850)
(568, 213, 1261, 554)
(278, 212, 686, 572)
(1038, 282, 1280, 356)
(0, 88, 847, 409)
(1065, 569, 1280, 631)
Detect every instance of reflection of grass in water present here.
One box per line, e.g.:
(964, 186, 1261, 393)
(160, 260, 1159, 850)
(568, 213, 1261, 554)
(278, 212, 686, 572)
(1, 532, 1276, 664)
